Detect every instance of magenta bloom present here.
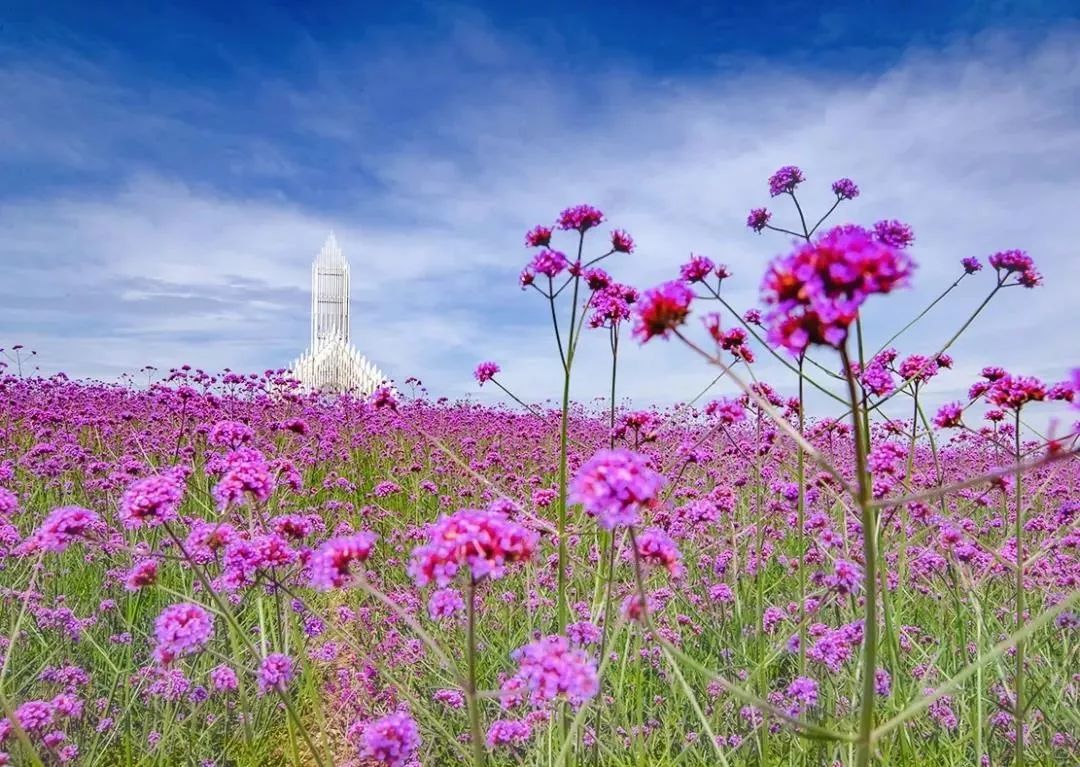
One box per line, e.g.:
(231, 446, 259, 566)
(632, 281, 694, 343)
(761, 225, 913, 355)
(787, 676, 819, 709)
(987, 374, 1047, 410)
(634, 527, 684, 577)
(610, 229, 635, 253)
(524, 225, 553, 248)
(0, 488, 18, 517)
(474, 361, 500, 385)
(768, 166, 805, 197)
(308, 533, 377, 591)
(23, 506, 104, 553)
(570, 448, 664, 529)
(556, 204, 604, 232)
(961, 257, 982, 274)
(831, 178, 859, 200)
(679, 254, 715, 283)
(119, 469, 186, 529)
(360, 711, 421, 767)
(408, 509, 538, 587)
(153, 603, 214, 665)
(934, 402, 964, 428)
(898, 354, 939, 383)
(486, 718, 532, 748)
(257, 653, 294, 695)
(124, 559, 159, 591)
(528, 249, 570, 279)
(747, 207, 772, 233)
(427, 587, 465, 620)
(207, 420, 254, 449)
(212, 449, 274, 510)
(503, 634, 599, 709)
(872, 219, 915, 249)
(988, 249, 1042, 287)
(209, 664, 238, 692)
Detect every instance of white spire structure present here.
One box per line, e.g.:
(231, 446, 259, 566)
(289, 234, 388, 395)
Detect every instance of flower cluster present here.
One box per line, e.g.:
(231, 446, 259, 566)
(569, 448, 664, 529)
(360, 711, 421, 766)
(408, 509, 538, 587)
(761, 225, 913, 355)
(474, 361, 500, 385)
(633, 281, 694, 342)
(152, 603, 214, 665)
(502, 634, 599, 709)
(308, 533, 377, 591)
(119, 468, 187, 529)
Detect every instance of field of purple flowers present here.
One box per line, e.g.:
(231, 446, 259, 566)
(1, 168, 1077, 766)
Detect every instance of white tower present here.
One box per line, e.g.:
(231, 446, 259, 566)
(290, 234, 388, 395)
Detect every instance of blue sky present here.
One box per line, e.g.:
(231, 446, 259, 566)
(2, 2, 1078, 427)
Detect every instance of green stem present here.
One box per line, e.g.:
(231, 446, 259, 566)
(841, 347, 878, 767)
(466, 578, 486, 767)
(1014, 409, 1025, 767)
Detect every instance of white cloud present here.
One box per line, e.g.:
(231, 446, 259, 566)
(1, 26, 1077, 432)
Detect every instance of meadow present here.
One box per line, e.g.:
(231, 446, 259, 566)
(0, 168, 1077, 766)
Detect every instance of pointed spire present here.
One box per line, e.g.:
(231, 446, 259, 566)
(318, 231, 344, 265)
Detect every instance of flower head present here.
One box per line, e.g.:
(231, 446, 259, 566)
(961, 257, 982, 274)
(988, 249, 1041, 287)
(257, 653, 294, 695)
(747, 208, 772, 232)
(309, 533, 377, 591)
(474, 362, 500, 385)
(761, 225, 913, 355)
(360, 712, 421, 767)
(408, 509, 538, 587)
(680, 254, 715, 283)
(570, 448, 664, 529)
(634, 527, 684, 577)
(503, 635, 599, 709)
(872, 220, 915, 249)
(557, 205, 604, 232)
(22, 506, 104, 554)
(119, 469, 186, 529)
(831, 178, 859, 200)
(153, 603, 214, 665)
(610, 229, 635, 253)
(633, 281, 694, 343)
(769, 166, 805, 197)
(524, 225, 553, 248)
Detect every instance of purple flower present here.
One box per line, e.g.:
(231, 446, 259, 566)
(503, 635, 599, 709)
(0, 488, 18, 517)
(988, 249, 1042, 287)
(427, 587, 465, 620)
(934, 402, 964, 428)
(610, 229, 635, 253)
(680, 254, 715, 283)
(786, 676, 819, 709)
(632, 281, 694, 343)
(746, 207, 772, 232)
(153, 603, 214, 665)
(209, 664, 238, 692)
(207, 420, 254, 449)
(212, 449, 274, 510)
(528, 249, 570, 279)
(308, 533, 377, 591)
(961, 257, 982, 274)
(768, 166, 805, 197)
(360, 711, 421, 767)
(21, 506, 104, 554)
(474, 361, 500, 385)
(557, 204, 605, 232)
(831, 178, 859, 200)
(486, 718, 532, 748)
(634, 526, 684, 577)
(257, 653, 294, 695)
(408, 509, 538, 588)
(524, 225, 552, 248)
(569, 448, 664, 529)
(119, 469, 186, 529)
(872, 219, 915, 249)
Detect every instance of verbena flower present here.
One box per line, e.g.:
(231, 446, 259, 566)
(632, 281, 694, 343)
(153, 603, 214, 665)
(570, 448, 664, 529)
(486, 718, 532, 748)
(831, 178, 859, 200)
(556, 204, 604, 232)
(21, 506, 104, 554)
(502, 635, 599, 709)
(768, 166, 805, 197)
(119, 469, 186, 529)
(360, 711, 421, 767)
(257, 653, 294, 695)
(408, 509, 538, 587)
(308, 533, 377, 591)
(474, 361, 500, 385)
(747, 207, 772, 232)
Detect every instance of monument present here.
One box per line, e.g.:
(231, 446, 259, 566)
(289, 234, 387, 395)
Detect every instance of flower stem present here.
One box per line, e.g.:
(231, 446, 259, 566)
(466, 578, 486, 767)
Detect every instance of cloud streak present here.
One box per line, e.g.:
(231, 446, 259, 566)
(1, 22, 1077, 429)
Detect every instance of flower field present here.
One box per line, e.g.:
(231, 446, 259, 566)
(1, 169, 1077, 766)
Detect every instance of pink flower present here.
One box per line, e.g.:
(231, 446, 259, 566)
(768, 166, 805, 196)
(831, 178, 859, 200)
(680, 254, 715, 283)
(557, 204, 604, 232)
(360, 711, 421, 767)
(257, 653, 294, 695)
(486, 718, 532, 748)
(212, 449, 274, 510)
(634, 527, 684, 577)
(474, 361, 500, 385)
(610, 229, 635, 253)
(570, 448, 664, 529)
(524, 225, 553, 248)
(308, 533, 377, 591)
(633, 281, 694, 343)
(503, 635, 599, 709)
(408, 509, 538, 587)
(21, 506, 104, 554)
(528, 249, 570, 279)
(747, 208, 771, 232)
(119, 469, 186, 528)
(934, 402, 964, 428)
(153, 603, 214, 665)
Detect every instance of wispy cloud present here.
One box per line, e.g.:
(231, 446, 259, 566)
(1, 22, 1077, 429)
